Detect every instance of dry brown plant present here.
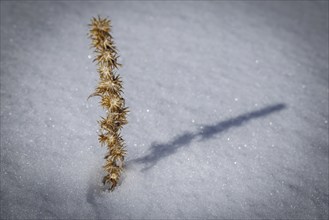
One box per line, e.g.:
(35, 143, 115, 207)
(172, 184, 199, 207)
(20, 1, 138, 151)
(88, 16, 128, 191)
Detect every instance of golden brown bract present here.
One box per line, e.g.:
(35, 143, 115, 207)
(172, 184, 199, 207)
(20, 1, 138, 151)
(88, 16, 128, 191)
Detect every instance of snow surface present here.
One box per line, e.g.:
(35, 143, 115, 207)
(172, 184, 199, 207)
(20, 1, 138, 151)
(1, 1, 328, 219)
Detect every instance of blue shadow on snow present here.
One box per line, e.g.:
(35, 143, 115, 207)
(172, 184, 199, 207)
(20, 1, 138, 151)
(130, 103, 287, 171)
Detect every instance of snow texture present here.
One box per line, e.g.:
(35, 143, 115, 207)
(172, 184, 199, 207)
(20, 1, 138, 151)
(1, 1, 328, 219)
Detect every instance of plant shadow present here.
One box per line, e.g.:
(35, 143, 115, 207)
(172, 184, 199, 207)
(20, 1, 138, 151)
(130, 103, 286, 171)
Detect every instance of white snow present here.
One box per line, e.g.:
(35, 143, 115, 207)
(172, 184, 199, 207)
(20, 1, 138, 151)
(1, 1, 328, 219)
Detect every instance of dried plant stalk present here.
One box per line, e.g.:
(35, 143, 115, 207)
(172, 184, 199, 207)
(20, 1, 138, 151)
(88, 16, 128, 191)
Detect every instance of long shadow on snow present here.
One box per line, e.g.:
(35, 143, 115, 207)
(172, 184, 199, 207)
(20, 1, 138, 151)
(130, 103, 286, 171)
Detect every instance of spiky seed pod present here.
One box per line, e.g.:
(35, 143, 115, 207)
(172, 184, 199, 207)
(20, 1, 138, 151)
(110, 146, 126, 161)
(88, 16, 128, 191)
(97, 75, 123, 95)
(98, 133, 108, 146)
(106, 133, 122, 146)
(100, 95, 125, 112)
(98, 64, 112, 79)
